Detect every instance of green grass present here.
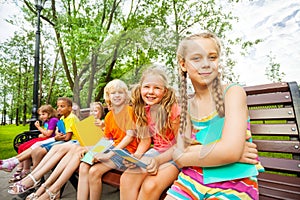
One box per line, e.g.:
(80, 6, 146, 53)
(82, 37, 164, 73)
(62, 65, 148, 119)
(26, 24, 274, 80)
(0, 124, 29, 159)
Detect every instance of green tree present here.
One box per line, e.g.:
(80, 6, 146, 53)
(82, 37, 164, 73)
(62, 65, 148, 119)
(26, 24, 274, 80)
(265, 52, 285, 83)
(1, 0, 260, 121)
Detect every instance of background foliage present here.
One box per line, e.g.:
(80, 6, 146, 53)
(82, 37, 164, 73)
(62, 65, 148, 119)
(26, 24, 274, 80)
(0, 0, 259, 125)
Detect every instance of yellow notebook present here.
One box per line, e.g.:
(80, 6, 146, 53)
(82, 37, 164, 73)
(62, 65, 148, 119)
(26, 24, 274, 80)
(74, 116, 104, 147)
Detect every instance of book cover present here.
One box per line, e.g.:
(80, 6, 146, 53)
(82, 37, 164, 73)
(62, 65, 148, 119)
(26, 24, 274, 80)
(74, 115, 104, 147)
(112, 148, 148, 169)
(81, 138, 114, 165)
(198, 116, 259, 184)
(57, 120, 66, 134)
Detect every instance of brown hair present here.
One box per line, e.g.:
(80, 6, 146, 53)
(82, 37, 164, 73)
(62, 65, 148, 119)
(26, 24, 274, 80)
(57, 97, 73, 107)
(38, 104, 58, 119)
(131, 67, 177, 139)
(177, 32, 225, 136)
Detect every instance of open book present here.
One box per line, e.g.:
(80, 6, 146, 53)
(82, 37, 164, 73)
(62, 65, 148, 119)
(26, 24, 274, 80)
(81, 138, 114, 165)
(112, 148, 148, 169)
(74, 116, 104, 147)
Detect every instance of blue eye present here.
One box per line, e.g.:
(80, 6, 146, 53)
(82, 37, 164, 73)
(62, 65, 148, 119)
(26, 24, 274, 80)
(192, 57, 201, 61)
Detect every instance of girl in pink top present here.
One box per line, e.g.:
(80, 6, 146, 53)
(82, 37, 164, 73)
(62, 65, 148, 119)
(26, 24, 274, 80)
(120, 67, 181, 200)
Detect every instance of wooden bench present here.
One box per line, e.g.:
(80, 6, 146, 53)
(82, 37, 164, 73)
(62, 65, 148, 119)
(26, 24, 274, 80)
(71, 82, 300, 199)
(15, 82, 300, 199)
(96, 81, 300, 199)
(244, 81, 300, 199)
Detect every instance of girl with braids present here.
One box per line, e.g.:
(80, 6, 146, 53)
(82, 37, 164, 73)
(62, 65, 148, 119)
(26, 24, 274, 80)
(120, 67, 181, 200)
(165, 32, 262, 200)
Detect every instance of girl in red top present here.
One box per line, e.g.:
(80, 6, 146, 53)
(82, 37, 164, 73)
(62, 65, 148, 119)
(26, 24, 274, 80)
(120, 67, 181, 200)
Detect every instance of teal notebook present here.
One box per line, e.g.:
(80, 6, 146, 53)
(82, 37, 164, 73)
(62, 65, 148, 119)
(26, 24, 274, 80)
(196, 117, 258, 184)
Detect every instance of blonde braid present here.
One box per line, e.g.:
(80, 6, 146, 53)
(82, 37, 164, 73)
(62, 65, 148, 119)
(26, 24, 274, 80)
(178, 69, 188, 136)
(212, 72, 225, 117)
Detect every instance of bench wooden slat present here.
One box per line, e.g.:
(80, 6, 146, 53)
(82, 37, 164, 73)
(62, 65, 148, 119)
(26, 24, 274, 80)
(249, 107, 295, 119)
(254, 140, 300, 153)
(247, 92, 292, 106)
(258, 173, 300, 188)
(258, 173, 300, 200)
(244, 82, 289, 95)
(250, 124, 298, 136)
(259, 187, 300, 200)
(259, 157, 300, 173)
(103, 169, 122, 188)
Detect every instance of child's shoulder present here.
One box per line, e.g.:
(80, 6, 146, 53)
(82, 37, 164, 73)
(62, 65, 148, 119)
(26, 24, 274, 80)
(63, 112, 79, 122)
(49, 117, 59, 123)
(222, 83, 244, 94)
(222, 83, 246, 101)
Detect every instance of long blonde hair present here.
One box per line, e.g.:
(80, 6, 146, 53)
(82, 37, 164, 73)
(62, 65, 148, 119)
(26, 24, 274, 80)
(131, 67, 177, 139)
(177, 32, 225, 136)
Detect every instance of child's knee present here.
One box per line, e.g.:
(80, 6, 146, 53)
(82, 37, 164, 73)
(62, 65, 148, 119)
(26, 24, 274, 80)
(54, 143, 72, 154)
(120, 171, 134, 186)
(89, 165, 103, 178)
(79, 162, 90, 174)
(50, 144, 60, 152)
(32, 147, 45, 156)
(141, 179, 157, 193)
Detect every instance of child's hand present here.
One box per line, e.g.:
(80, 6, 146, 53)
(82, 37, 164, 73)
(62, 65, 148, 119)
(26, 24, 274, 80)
(94, 119, 104, 128)
(132, 152, 143, 159)
(123, 159, 137, 168)
(54, 133, 65, 141)
(146, 158, 159, 175)
(239, 141, 258, 164)
(34, 121, 40, 128)
(79, 148, 88, 159)
(94, 151, 113, 162)
(38, 133, 45, 138)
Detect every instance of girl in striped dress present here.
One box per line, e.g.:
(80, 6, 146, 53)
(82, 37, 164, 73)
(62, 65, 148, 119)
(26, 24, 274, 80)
(165, 32, 262, 200)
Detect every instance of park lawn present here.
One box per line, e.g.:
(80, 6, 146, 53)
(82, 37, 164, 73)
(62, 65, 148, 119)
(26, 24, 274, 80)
(0, 124, 29, 159)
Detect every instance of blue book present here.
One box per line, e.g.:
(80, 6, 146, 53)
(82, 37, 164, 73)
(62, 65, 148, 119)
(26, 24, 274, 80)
(57, 120, 66, 134)
(112, 148, 148, 169)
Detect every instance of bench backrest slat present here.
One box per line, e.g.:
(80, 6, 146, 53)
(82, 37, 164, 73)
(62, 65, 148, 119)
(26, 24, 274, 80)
(245, 81, 300, 177)
(247, 92, 292, 106)
(259, 157, 300, 173)
(250, 124, 298, 136)
(253, 140, 300, 153)
(244, 82, 289, 94)
(249, 108, 295, 119)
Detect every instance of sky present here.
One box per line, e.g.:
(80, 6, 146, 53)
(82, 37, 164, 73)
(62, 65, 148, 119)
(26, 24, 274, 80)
(224, 0, 300, 85)
(1, 0, 300, 86)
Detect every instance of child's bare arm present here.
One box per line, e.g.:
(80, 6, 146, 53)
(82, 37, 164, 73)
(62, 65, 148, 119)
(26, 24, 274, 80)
(55, 132, 72, 141)
(35, 121, 54, 137)
(133, 137, 151, 159)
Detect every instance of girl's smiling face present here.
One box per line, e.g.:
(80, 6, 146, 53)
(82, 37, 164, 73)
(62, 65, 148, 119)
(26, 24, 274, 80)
(182, 37, 220, 85)
(141, 74, 166, 106)
(38, 111, 49, 121)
